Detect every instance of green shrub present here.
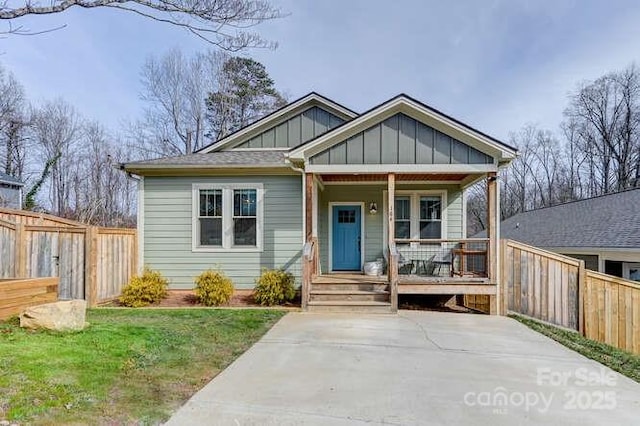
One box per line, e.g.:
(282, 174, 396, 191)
(119, 267, 169, 307)
(194, 269, 234, 306)
(253, 269, 296, 306)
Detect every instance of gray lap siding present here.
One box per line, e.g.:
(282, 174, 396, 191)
(143, 175, 303, 289)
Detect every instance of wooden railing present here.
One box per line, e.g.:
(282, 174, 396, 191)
(302, 237, 318, 310)
(393, 238, 490, 279)
(388, 243, 399, 312)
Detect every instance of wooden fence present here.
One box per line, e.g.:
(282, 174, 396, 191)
(501, 239, 640, 355)
(0, 208, 137, 306)
(0, 277, 59, 319)
(583, 270, 640, 354)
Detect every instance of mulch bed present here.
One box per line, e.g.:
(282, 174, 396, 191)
(102, 290, 301, 309)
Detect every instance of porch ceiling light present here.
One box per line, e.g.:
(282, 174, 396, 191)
(369, 202, 378, 215)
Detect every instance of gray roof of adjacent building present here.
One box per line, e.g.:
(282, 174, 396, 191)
(0, 171, 24, 186)
(491, 188, 640, 249)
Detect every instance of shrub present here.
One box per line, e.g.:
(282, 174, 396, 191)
(119, 267, 169, 307)
(253, 269, 296, 306)
(194, 269, 234, 306)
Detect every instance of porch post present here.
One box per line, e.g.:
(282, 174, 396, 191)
(305, 173, 313, 242)
(486, 172, 498, 314)
(388, 173, 398, 312)
(387, 173, 395, 246)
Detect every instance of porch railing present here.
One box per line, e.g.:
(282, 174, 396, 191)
(392, 238, 490, 279)
(302, 237, 318, 310)
(388, 242, 399, 311)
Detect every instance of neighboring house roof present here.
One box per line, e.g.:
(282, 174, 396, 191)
(491, 188, 640, 249)
(287, 94, 517, 163)
(0, 171, 24, 186)
(197, 92, 358, 153)
(124, 150, 288, 173)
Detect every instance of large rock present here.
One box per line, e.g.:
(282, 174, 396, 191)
(20, 300, 88, 331)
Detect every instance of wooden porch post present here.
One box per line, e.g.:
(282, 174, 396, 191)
(387, 173, 395, 246)
(302, 173, 314, 311)
(388, 173, 398, 312)
(486, 172, 498, 315)
(305, 173, 313, 242)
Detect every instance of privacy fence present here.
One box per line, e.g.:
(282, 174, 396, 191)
(501, 239, 640, 355)
(0, 208, 137, 307)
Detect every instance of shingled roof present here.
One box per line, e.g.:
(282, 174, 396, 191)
(495, 188, 640, 249)
(124, 150, 288, 171)
(0, 171, 24, 186)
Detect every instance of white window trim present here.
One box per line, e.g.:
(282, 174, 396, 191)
(382, 189, 447, 248)
(192, 183, 264, 253)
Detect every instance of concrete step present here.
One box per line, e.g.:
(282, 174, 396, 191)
(309, 290, 390, 303)
(311, 282, 390, 292)
(307, 300, 393, 314)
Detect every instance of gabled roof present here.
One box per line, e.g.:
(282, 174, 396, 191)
(197, 92, 358, 153)
(123, 151, 288, 174)
(490, 188, 640, 249)
(0, 171, 24, 186)
(288, 94, 517, 163)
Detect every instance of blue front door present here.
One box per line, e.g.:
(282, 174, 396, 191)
(332, 205, 362, 271)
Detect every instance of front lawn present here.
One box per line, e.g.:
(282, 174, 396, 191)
(0, 308, 286, 424)
(511, 314, 640, 383)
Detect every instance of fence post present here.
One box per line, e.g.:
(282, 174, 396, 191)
(14, 222, 27, 278)
(85, 226, 98, 306)
(578, 259, 586, 336)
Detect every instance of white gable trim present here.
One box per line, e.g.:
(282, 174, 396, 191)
(199, 93, 357, 153)
(288, 96, 517, 162)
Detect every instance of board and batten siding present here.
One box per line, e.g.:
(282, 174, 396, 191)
(235, 106, 345, 149)
(310, 113, 493, 165)
(317, 183, 463, 272)
(144, 175, 303, 289)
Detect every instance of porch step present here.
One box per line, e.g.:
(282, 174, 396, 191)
(311, 282, 390, 292)
(307, 300, 393, 314)
(309, 290, 390, 303)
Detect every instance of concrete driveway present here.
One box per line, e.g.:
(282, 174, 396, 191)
(166, 311, 640, 425)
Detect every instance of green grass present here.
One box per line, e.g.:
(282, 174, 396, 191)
(511, 314, 640, 383)
(0, 308, 286, 425)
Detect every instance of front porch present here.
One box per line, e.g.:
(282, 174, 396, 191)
(302, 171, 500, 314)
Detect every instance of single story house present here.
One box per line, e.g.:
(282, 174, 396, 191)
(124, 93, 517, 312)
(496, 188, 640, 282)
(0, 172, 24, 209)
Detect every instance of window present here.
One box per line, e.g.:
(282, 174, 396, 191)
(394, 196, 411, 239)
(419, 196, 442, 239)
(193, 184, 262, 251)
(390, 192, 445, 241)
(199, 189, 222, 246)
(233, 189, 257, 246)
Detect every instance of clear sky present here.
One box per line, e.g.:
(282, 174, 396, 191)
(2, 0, 640, 142)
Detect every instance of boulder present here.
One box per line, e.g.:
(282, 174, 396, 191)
(20, 300, 88, 331)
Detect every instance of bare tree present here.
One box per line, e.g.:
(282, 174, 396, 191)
(71, 121, 135, 225)
(131, 48, 227, 157)
(0, 63, 30, 180)
(564, 64, 640, 194)
(0, 0, 282, 50)
(30, 99, 79, 215)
